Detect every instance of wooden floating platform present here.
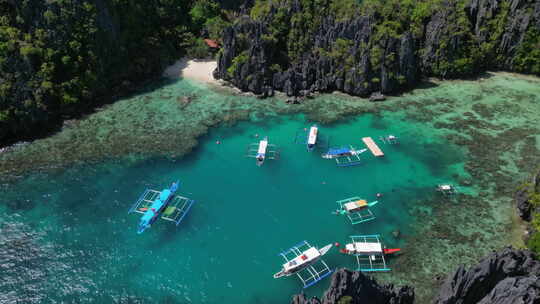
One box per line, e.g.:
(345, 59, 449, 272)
(362, 137, 384, 157)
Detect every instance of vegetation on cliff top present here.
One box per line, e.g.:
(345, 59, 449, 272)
(526, 191, 540, 254)
(220, 0, 540, 96)
(0, 0, 228, 146)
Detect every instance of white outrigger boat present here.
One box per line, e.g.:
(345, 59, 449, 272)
(322, 145, 367, 166)
(307, 125, 318, 151)
(379, 134, 399, 144)
(339, 235, 400, 272)
(274, 241, 334, 288)
(334, 197, 379, 224)
(246, 136, 279, 166)
(294, 124, 329, 151)
(437, 184, 458, 195)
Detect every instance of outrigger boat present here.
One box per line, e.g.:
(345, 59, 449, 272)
(274, 241, 334, 288)
(379, 134, 399, 144)
(437, 184, 458, 195)
(128, 181, 195, 234)
(294, 124, 329, 151)
(246, 136, 279, 166)
(339, 235, 400, 272)
(334, 197, 379, 224)
(322, 145, 367, 166)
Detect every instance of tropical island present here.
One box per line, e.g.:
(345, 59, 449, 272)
(1, 0, 540, 303)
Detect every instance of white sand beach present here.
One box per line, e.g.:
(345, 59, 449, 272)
(163, 58, 218, 84)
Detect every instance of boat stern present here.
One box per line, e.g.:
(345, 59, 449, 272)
(137, 220, 150, 234)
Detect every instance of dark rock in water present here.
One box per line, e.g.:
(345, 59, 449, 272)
(291, 294, 321, 304)
(291, 268, 414, 304)
(434, 247, 540, 304)
(515, 169, 540, 221)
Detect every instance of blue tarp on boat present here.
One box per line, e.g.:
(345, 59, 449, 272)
(326, 148, 350, 155)
(140, 189, 171, 223)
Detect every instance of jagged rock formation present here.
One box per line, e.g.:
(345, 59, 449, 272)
(434, 247, 540, 304)
(290, 268, 415, 304)
(291, 248, 540, 304)
(515, 169, 540, 221)
(215, 0, 540, 98)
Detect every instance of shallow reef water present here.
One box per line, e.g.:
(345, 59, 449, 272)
(1, 72, 540, 303)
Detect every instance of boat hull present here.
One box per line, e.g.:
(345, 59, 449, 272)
(273, 244, 333, 279)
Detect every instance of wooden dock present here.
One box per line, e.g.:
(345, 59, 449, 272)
(362, 137, 384, 157)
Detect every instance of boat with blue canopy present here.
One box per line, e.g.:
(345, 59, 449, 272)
(322, 145, 367, 166)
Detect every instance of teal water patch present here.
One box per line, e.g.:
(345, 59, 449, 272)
(0, 113, 464, 303)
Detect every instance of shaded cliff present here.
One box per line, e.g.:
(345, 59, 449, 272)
(434, 247, 540, 304)
(291, 268, 415, 304)
(214, 0, 540, 98)
(292, 248, 539, 304)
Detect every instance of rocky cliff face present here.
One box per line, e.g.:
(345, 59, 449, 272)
(434, 247, 540, 304)
(291, 248, 539, 304)
(515, 169, 540, 221)
(215, 0, 540, 98)
(290, 268, 415, 304)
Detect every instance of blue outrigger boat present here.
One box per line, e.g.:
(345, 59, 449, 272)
(128, 181, 195, 234)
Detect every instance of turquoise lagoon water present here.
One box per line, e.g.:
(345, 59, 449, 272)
(0, 110, 466, 303)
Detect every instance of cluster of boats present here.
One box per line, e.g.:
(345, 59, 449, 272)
(254, 125, 402, 288)
(125, 124, 458, 289)
(247, 124, 397, 167)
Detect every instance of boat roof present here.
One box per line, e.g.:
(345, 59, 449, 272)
(283, 247, 320, 271)
(440, 185, 452, 190)
(308, 126, 318, 145)
(327, 147, 350, 155)
(258, 140, 268, 154)
(346, 242, 382, 253)
(344, 200, 367, 211)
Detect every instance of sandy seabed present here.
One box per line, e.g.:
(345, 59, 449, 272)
(163, 58, 218, 84)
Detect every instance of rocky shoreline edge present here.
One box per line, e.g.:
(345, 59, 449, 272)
(293, 247, 539, 304)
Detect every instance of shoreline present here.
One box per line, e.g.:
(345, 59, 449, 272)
(163, 58, 219, 85)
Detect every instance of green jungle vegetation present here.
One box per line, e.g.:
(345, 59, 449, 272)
(0, 0, 230, 144)
(526, 190, 540, 254)
(2, 0, 539, 145)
